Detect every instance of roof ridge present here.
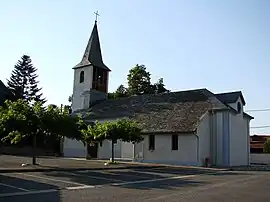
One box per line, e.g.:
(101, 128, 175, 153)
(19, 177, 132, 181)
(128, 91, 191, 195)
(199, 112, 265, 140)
(215, 91, 242, 95)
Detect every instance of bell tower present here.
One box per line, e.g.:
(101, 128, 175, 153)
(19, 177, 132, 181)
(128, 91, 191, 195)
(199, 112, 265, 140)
(71, 15, 111, 111)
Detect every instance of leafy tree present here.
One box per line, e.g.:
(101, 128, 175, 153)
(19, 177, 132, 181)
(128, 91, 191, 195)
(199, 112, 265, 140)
(115, 84, 128, 98)
(264, 139, 270, 153)
(127, 64, 154, 95)
(153, 78, 170, 94)
(0, 100, 83, 164)
(7, 55, 46, 104)
(108, 64, 170, 100)
(107, 85, 127, 99)
(107, 92, 115, 99)
(68, 95, 72, 103)
(81, 119, 143, 162)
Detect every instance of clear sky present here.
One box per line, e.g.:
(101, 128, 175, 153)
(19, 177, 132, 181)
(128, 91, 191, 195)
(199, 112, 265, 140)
(0, 0, 269, 134)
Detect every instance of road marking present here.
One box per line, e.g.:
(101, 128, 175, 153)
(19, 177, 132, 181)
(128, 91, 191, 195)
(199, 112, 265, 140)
(17, 173, 90, 186)
(100, 170, 153, 179)
(65, 185, 95, 190)
(127, 170, 176, 177)
(145, 174, 260, 201)
(111, 174, 197, 186)
(0, 182, 28, 192)
(0, 189, 58, 198)
(61, 172, 125, 182)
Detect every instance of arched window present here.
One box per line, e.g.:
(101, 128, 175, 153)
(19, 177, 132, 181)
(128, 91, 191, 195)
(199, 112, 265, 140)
(237, 102, 241, 113)
(79, 71, 84, 83)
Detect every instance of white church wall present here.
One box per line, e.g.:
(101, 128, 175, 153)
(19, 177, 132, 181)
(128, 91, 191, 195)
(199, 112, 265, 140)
(72, 65, 93, 111)
(63, 137, 86, 158)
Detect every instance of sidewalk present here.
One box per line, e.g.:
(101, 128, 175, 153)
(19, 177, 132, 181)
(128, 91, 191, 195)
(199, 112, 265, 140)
(0, 155, 228, 173)
(0, 155, 162, 173)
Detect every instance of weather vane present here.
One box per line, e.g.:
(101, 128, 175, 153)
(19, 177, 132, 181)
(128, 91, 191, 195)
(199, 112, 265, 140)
(94, 11, 100, 22)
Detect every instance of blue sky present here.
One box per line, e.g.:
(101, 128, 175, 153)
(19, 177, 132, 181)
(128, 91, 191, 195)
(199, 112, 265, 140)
(0, 0, 269, 134)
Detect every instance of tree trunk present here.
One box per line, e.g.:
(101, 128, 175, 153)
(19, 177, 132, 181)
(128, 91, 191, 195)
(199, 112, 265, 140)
(111, 139, 114, 162)
(32, 133, 37, 165)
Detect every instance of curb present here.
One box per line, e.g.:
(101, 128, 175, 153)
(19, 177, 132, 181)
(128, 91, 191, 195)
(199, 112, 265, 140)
(0, 165, 164, 173)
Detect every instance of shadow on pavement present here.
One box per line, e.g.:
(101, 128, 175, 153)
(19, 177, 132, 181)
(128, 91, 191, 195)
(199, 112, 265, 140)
(133, 167, 217, 175)
(0, 174, 61, 202)
(43, 170, 207, 190)
(206, 171, 254, 176)
(44, 171, 131, 186)
(113, 178, 206, 190)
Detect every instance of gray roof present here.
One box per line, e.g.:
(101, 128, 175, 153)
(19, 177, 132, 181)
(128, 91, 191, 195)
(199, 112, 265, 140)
(215, 91, 246, 105)
(74, 89, 231, 133)
(73, 21, 111, 71)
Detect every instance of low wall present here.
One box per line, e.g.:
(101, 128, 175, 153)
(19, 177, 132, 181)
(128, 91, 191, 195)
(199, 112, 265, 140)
(250, 153, 270, 165)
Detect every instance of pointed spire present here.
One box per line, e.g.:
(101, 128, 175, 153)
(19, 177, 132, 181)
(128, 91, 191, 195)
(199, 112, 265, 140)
(74, 21, 110, 71)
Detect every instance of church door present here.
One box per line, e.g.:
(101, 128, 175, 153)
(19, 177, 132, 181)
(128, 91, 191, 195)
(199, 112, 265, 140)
(87, 143, 98, 158)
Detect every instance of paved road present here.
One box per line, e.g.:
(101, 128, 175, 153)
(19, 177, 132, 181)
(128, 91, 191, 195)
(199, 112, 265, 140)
(0, 167, 269, 202)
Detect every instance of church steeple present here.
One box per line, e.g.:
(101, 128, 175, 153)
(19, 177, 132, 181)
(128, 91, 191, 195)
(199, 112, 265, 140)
(71, 15, 110, 111)
(73, 20, 110, 71)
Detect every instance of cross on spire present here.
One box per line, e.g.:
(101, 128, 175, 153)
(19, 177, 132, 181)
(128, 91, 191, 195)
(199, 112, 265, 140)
(94, 11, 100, 22)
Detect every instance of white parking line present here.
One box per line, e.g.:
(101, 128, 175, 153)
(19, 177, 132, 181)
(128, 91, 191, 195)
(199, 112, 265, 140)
(0, 182, 28, 192)
(127, 170, 177, 177)
(111, 174, 197, 186)
(65, 185, 95, 190)
(0, 189, 57, 198)
(16, 173, 90, 186)
(98, 170, 153, 179)
(64, 171, 124, 182)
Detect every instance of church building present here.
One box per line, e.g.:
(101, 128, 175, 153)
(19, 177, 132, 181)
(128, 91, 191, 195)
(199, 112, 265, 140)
(63, 19, 254, 167)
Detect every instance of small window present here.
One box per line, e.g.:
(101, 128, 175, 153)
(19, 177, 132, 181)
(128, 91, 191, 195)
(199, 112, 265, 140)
(172, 135, 178, 150)
(237, 102, 241, 113)
(149, 135, 155, 150)
(79, 71, 84, 83)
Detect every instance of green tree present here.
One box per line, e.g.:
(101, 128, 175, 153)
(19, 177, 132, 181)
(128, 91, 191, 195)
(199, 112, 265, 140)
(127, 64, 154, 95)
(68, 95, 72, 103)
(114, 84, 128, 98)
(7, 55, 46, 104)
(107, 92, 115, 99)
(0, 100, 83, 164)
(264, 139, 270, 153)
(153, 78, 170, 94)
(81, 119, 143, 162)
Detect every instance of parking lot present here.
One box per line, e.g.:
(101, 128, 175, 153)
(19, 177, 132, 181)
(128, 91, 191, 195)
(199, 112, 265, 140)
(1, 167, 270, 202)
(0, 167, 212, 196)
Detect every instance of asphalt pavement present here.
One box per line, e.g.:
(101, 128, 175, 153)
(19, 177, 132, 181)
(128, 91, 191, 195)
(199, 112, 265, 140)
(0, 167, 270, 202)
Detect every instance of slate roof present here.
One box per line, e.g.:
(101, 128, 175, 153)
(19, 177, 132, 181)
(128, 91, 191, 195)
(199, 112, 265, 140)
(74, 89, 229, 133)
(73, 21, 111, 71)
(215, 91, 246, 105)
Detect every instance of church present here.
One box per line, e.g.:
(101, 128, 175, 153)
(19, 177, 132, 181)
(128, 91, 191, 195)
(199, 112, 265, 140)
(63, 19, 254, 167)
